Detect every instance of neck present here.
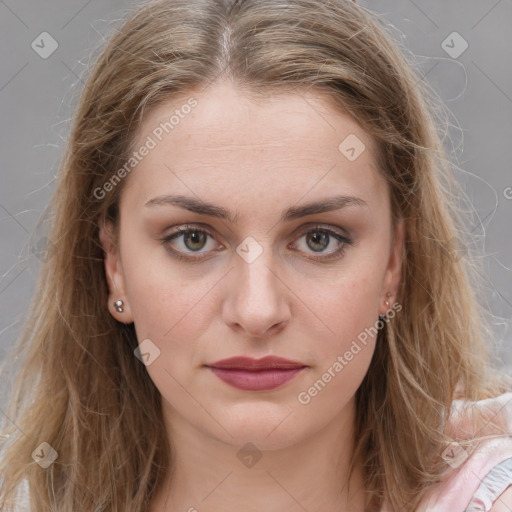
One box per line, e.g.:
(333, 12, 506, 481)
(149, 398, 366, 512)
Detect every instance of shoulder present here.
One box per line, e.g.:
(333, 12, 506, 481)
(466, 456, 512, 511)
(489, 486, 512, 512)
(416, 392, 512, 512)
(6, 477, 31, 512)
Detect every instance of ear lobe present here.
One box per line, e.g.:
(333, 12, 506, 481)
(381, 218, 405, 312)
(98, 220, 134, 323)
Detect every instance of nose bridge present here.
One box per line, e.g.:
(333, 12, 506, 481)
(223, 236, 290, 337)
(236, 240, 281, 308)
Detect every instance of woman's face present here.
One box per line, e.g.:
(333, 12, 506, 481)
(100, 80, 403, 449)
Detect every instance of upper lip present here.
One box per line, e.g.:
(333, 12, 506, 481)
(206, 356, 307, 370)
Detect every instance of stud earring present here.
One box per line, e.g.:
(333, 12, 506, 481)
(385, 292, 391, 307)
(114, 300, 124, 313)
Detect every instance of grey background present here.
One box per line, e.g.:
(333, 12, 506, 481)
(1, 0, 511, 411)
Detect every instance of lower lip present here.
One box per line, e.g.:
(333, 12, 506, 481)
(207, 367, 306, 391)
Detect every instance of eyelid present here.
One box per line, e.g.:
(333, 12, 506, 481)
(162, 223, 221, 248)
(291, 222, 350, 239)
(159, 222, 353, 261)
(288, 224, 353, 261)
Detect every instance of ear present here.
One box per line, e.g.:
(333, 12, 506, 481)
(380, 218, 405, 316)
(98, 219, 134, 323)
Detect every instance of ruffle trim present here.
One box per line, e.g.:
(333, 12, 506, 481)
(465, 457, 512, 511)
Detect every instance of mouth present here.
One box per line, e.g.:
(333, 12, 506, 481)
(204, 355, 308, 391)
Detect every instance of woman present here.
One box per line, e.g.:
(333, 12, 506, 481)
(0, 1, 511, 511)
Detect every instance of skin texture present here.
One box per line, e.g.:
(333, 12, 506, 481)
(99, 80, 404, 512)
(490, 487, 512, 511)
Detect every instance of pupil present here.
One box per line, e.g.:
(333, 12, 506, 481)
(185, 231, 206, 250)
(308, 232, 328, 252)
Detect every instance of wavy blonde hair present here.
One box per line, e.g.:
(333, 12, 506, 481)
(1, 0, 510, 511)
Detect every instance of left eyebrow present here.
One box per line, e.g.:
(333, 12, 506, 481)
(144, 194, 368, 223)
(282, 195, 368, 221)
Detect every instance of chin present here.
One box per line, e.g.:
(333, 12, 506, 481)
(225, 427, 306, 452)
(209, 404, 310, 450)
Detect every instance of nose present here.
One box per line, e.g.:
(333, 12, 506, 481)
(221, 253, 291, 339)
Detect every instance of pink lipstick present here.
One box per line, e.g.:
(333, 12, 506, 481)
(205, 356, 307, 391)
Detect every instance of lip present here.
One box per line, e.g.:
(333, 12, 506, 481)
(205, 356, 307, 391)
(207, 356, 306, 370)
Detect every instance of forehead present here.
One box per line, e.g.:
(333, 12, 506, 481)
(124, 81, 384, 209)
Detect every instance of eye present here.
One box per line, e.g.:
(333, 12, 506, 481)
(159, 224, 353, 262)
(160, 225, 222, 261)
(290, 225, 353, 261)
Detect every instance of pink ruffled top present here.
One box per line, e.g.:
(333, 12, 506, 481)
(414, 391, 512, 511)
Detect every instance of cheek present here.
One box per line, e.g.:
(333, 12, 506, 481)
(120, 246, 225, 384)
(292, 263, 382, 358)
(126, 268, 213, 350)
(120, 231, 206, 332)
(297, 342, 375, 418)
(294, 272, 381, 412)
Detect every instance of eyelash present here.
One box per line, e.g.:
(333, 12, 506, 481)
(159, 224, 353, 262)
